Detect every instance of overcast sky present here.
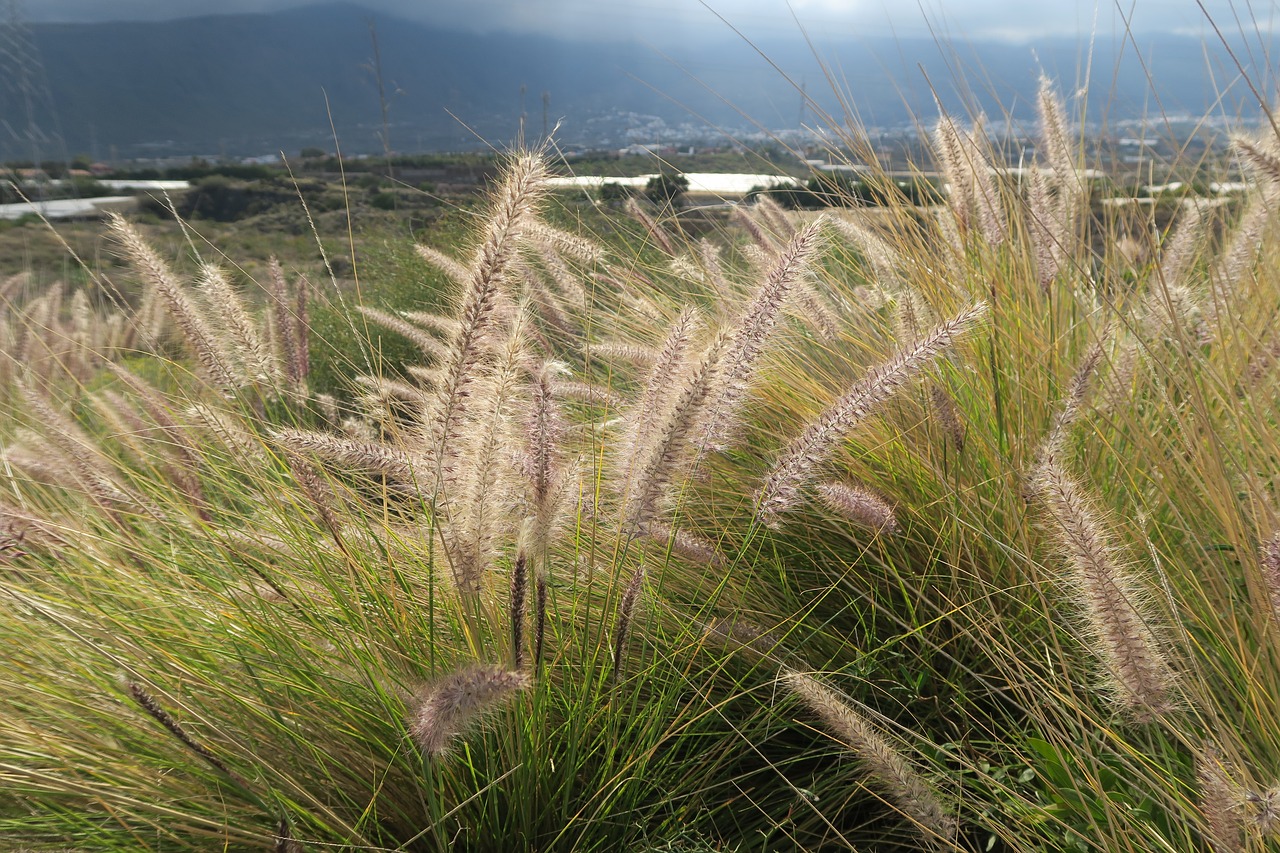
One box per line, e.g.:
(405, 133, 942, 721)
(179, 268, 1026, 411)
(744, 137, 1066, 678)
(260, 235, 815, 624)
(24, 0, 1278, 43)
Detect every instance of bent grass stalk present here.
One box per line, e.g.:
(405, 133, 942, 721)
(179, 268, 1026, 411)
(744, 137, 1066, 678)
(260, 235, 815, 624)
(756, 302, 987, 525)
(781, 669, 956, 848)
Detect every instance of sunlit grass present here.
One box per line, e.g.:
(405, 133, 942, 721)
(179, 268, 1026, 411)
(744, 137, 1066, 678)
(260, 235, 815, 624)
(3, 49, 1280, 852)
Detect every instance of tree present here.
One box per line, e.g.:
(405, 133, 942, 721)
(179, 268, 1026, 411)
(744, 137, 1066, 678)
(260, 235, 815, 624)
(644, 172, 689, 208)
(598, 181, 636, 205)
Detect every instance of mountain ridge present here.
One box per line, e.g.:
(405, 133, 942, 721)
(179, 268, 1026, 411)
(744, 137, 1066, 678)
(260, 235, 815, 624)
(3, 3, 1270, 160)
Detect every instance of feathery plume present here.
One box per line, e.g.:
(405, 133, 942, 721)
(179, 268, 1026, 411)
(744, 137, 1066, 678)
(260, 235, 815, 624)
(612, 562, 647, 679)
(405, 365, 445, 389)
(929, 383, 966, 452)
(624, 308, 702, 462)
(15, 377, 150, 514)
(892, 286, 931, 345)
(701, 616, 780, 661)
(933, 115, 975, 234)
(1037, 76, 1076, 190)
(1260, 533, 1280, 625)
(829, 214, 902, 283)
(532, 239, 587, 304)
(1100, 335, 1141, 413)
(698, 217, 827, 453)
(535, 574, 548, 668)
(792, 278, 841, 342)
(757, 303, 987, 525)
(1032, 458, 1175, 720)
(17, 284, 61, 377)
(429, 152, 548, 472)
(1247, 788, 1280, 837)
(552, 379, 623, 409)
(528, 220, 605, 265)
(197, 263, 275, 389)
(415, 244, 472, 287)
(67, 288, 95, 381)
(1034, 78, 1082, 279)
(0, 505, 58, 559)
(124, 679, 251, 789)
(1233, 136, 1280, 186)
(522, 265, 573, 334)
(354, 374, 433, 411)
(283, 451, 345, 546)
(266, 257, 305, 390)
(1142, 279, 1210, 346)
(1035, 334, 1108, 471)
(1197, 745, 1244, 853)
(95, 390, 207, 512)
(275, 817, 304, 853)
(967, 120, 1008, 246)
(753, 195, 796, 240)
(934, 206, 966, 279)
(401, 311, 461, 339)
(510, 552, 527, 669)
(106, 364, 203, 465)
(642, 520, 726, 568)
(441, 314, 528, 596)
(1156, 202, 1207, 289)
(732, 203, 780, 252)
(314, 392, 340, 427)
(815, 482, 898, 532)
(622, 334, 724, 533)
(187, 404, 265, 463)
(107, 214, 238, 391)
(1209, 192, 1269, 330)
(357, 306, 449, 360)
(408, 664, 530, 757)
(697, 239, 734, 302)
(1026, 167, 1064, 292)
(291, 273, 310, 392)
(524, 360, 566, 511)
(668, 256, 703, 283)
(583, 341, 661, 369)
(4, 437, 81, 492)
(90, 389, 155, 462)
(625, 197, 677, 256)
(273, 428, 416, 483)
(132, 269, 167, 351)
(782, 669, 956, 846)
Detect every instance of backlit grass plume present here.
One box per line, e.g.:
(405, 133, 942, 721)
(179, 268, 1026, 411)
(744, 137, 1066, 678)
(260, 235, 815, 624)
(1032, 457, 1176, 721)
(1197, 745, 1245, 853)
(108, 213, 239, 392)
(696, 216, 827, 454)
(408, 665, 530, 757)
(756, 302, 987, 525)
(426, 151, 548, 473)
(781, 669, 956, 848)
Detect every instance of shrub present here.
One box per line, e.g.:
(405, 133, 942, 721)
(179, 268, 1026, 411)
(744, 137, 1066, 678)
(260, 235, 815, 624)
(645, 171, 690, 208)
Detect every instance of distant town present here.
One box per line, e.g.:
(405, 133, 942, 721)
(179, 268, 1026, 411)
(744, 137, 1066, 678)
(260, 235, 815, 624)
(0, 106, 1260, 225)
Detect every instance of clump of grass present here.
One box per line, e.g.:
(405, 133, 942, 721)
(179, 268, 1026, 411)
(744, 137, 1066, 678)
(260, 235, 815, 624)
(7, 54, 1280, 853)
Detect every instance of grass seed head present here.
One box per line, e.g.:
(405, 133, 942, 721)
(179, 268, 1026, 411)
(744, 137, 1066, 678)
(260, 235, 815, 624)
(408, 665, 530, 758)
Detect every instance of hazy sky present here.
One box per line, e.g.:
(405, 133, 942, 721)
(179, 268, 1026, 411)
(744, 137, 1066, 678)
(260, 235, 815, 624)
(25, 0, 1277, 43)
